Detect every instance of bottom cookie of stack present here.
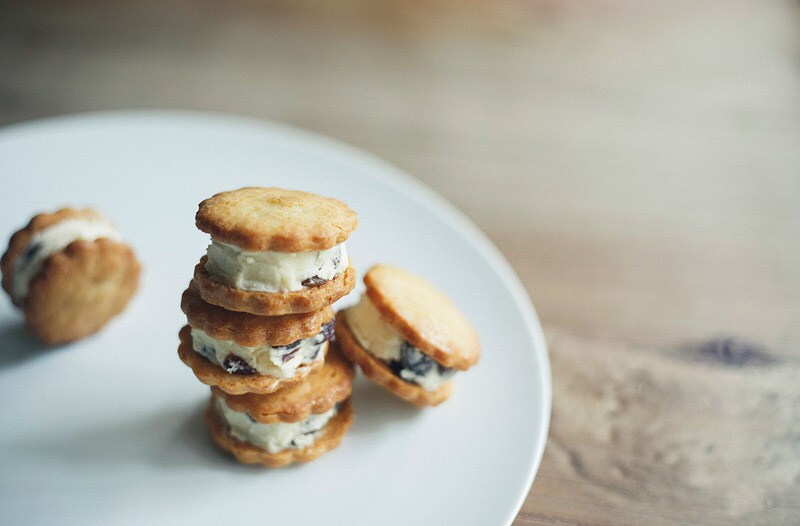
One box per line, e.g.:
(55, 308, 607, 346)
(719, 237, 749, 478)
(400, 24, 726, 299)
(204, 341, 356, 467)
(205, 396, 354, 467)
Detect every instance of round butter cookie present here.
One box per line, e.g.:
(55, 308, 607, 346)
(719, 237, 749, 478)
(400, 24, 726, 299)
(337, 264, 479, 407)
(1, 208, 140, 345)
(196, 187, 357, 253)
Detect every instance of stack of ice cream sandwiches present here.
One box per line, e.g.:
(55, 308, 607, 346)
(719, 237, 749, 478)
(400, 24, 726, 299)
(177, 187, 358, 467)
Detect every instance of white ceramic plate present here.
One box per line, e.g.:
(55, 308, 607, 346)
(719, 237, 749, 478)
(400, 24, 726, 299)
(0, 112, 550, 526)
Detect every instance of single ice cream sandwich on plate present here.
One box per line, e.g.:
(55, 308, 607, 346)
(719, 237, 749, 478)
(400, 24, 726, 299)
(205, 342, 355, 467)
(337, 264, 480, 407)
(193, 187, 357, 315)
(179, 281, 335, 394)
(0, 207, 140, 345)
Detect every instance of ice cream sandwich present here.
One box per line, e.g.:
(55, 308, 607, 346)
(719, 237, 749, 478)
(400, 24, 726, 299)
(193, 187, 357, 315)
(0, 208, 140, 344)
(179, 281, 336, 394)
(337, 264, 479, 407)
(205, 343, 355, 467)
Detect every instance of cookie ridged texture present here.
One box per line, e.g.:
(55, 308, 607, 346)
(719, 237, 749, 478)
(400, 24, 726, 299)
(212, 342, 354, 424)
(23, 238, 140, 345)
(195, 187, 358, 252)
(177, 325, 326, 395)
(194, 256, 356, 315)
(181, 280, 334, 346)
(364, 264, 479, 370)
(1, 208, 107, 306)
(205, 396, 354, 467)
(336, 313, 452, 407)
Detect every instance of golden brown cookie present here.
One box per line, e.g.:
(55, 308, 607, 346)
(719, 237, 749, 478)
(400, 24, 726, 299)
(364, 264, 479, 370)
(336, 312, 452, 407)
(205, 396, 355, 467)
(1, 208, 140, 345)
(195, 187, 358, 252)
(177, 325, 327, 395)
(181, 280, 334, 347)
(212, 342, 355, 423)
(1, 208, 103, 303)
(194, 257, 356, 316)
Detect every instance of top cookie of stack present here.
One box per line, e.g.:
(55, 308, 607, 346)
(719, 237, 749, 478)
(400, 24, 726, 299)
(193, 187, 357, 316)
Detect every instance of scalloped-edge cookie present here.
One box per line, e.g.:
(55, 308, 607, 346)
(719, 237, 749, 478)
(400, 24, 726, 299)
(336, 312, 452, 407)
(1, 208, 140, 345)
(212, 341, 354, 423)
(181, 280, 334, 347)
(194, 257, 355, 316)
(195, 187, 358, 252)
(177, 325, 326, 395)
(205, 396, 355, 467)
(364, 264, 479, 370)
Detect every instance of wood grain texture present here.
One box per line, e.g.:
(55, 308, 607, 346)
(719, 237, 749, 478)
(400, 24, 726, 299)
(525, 331, 800, 525)
(1, 0, 798, 523)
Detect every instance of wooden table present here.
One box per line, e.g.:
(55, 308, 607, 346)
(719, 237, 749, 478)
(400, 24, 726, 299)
(2, 1, 798, 524)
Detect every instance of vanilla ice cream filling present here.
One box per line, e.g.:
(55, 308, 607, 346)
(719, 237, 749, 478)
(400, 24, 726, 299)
(11, 217, 122, 302)
(205, 241, 347, 293)
(214, 396, 336, 454)
(191, 323, 331, 378)
(346, 295, 455, 392)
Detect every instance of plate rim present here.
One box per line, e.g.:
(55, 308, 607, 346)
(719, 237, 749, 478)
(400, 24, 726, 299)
(0, 110, 552, 525)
